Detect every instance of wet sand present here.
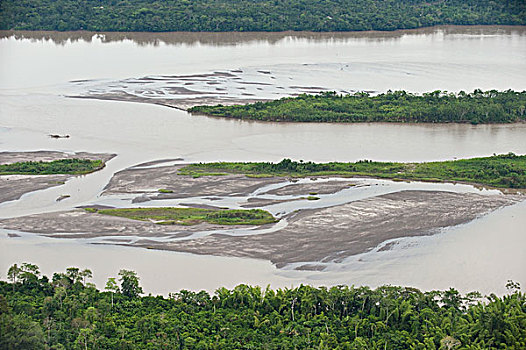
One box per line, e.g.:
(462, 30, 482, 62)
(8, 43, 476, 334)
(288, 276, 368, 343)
(0, 174, 70, 204)
(0, 151, 115, 204)
(2, 161, 521, 270)
(142, 190, 519, 269)
(0, 151, 115, 164)
(1, 26, 525, 294)
(71, 93, 271, 110)
(263, 181, 358, 195)
(103, 164, 284, 199)
(0, 209, 238, 240)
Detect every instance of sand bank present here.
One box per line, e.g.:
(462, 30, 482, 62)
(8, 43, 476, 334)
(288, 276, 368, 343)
(0, 151, 115, 204)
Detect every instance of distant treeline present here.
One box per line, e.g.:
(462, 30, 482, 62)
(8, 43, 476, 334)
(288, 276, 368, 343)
(1, 264, 525, 349)
(0, 0, 525, 32)
(0, 159, 104, 175)
(180, 153, 526, 189)
(189, 90, 526, 124)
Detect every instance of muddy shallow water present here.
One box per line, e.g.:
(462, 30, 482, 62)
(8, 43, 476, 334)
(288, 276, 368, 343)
(1, 26, 526, 294)
(3, 168, 520, 270)
(1, 199, 525, 296)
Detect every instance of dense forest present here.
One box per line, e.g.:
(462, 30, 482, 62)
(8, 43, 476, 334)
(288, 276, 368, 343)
(189, 90, 526, 124)
(0, 159, 105, 175)
(180, 153, 526, 189)
(1, 264, 525, 349)
(0, 0, 525, 32)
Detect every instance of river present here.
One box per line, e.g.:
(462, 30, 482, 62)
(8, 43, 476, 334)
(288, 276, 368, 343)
(0, 26, 525, 295)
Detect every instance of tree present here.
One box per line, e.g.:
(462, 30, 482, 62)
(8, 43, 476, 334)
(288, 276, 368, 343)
(79, 269, 93, 285)
(11, 263, 42, 288)
(441, 335, 461, 349)
(19, 263, 39, 274)
(118, 270, 143, 299)
(7, 264, 21, 291)
(0, 313, 46, 350)
(105, 277, 119, 308)
(66, 267, 80, 283)
(76, 328, 93, 350)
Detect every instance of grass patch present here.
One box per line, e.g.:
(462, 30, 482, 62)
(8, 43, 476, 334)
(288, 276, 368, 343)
(185, 172, 229, 178)
(179, 153, 526, 189)
(158, 189, 174, 193)
(0, 159, 105, 175)
(306, 196, 320, 200)
(87, 207, 277, 226)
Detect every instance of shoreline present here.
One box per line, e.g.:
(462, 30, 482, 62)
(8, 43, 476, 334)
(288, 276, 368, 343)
(2, 25, 525, 39)
(0, 151, 116, 204)
(2, 158, 523, 270)
(3, 198, 526, 295)
(2, 190, 521, 270)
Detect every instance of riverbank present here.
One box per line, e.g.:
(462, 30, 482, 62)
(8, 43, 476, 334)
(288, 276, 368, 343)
(180, 154, 526, 189)
(136, 190, 520, 270)
(1, 26, 525, 296)
(2, 0, 524, 32)
(189, 90, 526, 124)
(0, 151, 115, 204)
(2, 160, 522, 270)
(2, 270, 524, 349)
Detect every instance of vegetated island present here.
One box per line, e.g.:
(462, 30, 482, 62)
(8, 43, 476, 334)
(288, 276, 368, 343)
(85, 207, 277, 226)
(2, 264, 525, 349)
(0, 158, 106, 175)
(1, 0, 525, 32)
(189, 90, 526, 124)
(0, 151, 115, 204)
(180, 153, 526, 189)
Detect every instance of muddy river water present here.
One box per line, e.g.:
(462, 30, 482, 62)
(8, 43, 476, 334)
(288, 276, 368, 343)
(0, 26, 525, 295)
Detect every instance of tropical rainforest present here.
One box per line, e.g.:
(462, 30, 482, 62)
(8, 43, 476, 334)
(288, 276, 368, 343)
(189, 90, 526, 124)
(0, 0, 525, 32)
(1, 264, 525, 349)
(180, 153, 526, 189)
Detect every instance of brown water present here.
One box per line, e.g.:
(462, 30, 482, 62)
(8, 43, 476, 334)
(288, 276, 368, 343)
(1, 25, 525, 92)
(0, 26, 525, 294)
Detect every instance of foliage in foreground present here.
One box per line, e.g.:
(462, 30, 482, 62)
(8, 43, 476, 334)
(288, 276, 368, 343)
(180, 153, 526, 189)
(189, 90, 526, 124)
(1, 264, 525, 349)
(0, 159, 105, 175)
(0, 0, 525, 32)
(86, 207, 277, 225)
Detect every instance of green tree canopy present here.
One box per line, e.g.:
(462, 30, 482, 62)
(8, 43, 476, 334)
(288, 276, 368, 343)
(1, 0, 525, 32)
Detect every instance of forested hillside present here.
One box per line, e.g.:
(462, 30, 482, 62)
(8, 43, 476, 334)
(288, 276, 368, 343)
(0, 0, 525, 32)
(1, 264, 525, 349)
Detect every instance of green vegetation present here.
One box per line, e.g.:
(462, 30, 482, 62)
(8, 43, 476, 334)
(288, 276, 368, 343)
(180, 153, 526, 189)
(0, 158, 105, 175)
(88, 207, 277, 225)
(190, 90, 526, 124)
(158, 188, 174, 194)
(1, 0, 525, 32)
(2, 264, 525, 349)
(190, 172, 228, 178)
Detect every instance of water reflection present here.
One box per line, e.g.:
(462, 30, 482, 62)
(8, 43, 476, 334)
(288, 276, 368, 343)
(1, 25, 525, 47)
